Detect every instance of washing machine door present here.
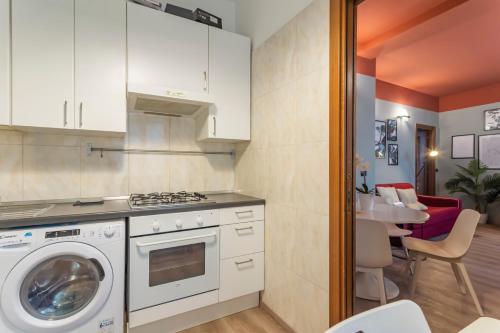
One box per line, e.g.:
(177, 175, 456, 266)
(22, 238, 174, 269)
(1, 242, 113, 333)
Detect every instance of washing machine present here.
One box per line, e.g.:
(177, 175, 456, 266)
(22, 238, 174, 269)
(0, 219, 125, 333)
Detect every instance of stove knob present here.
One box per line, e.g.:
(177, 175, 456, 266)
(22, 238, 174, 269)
(104, 226, 115, 238)
(176, 220, 183, 229)
(152, 222, 160, 232)
(196, 216, 204, 226)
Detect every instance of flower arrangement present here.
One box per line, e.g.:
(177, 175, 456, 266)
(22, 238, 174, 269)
(355, 154, 374, 194)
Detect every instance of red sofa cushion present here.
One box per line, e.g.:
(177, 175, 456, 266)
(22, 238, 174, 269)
(376, 183, 414, 190)
(425, 206, 461, 226)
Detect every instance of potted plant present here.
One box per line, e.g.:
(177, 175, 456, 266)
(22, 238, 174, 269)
(356, 155, 375, 211)
(445, 160, 500, 224)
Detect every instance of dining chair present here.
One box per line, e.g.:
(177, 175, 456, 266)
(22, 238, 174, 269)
(356, 218, 392, 305)
(325, 300, 432, 333)
(403, 209, 483, 316)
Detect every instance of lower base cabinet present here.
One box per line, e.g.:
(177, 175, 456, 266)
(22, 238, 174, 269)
(219, 252, 264, 302)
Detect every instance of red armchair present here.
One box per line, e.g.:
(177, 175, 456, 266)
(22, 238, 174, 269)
(376, 183, 462, 240)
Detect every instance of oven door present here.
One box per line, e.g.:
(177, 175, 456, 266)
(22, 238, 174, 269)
(128, 227, 219, 312)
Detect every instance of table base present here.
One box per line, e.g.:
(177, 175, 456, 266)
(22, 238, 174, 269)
(356, 271, 399, 301)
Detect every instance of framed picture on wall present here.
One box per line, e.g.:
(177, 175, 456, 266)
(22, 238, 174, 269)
(451, 134, 475, 159)
(479, 134, 500, 169)
(375, 120, 387, 159)
(388, 144, 399, 165)
(387, 119, 397, 141)
(484, 109, 500, 131)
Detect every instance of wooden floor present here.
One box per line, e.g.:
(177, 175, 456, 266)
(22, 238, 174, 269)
(355, 224, 500, 333)
(180, 307, 291, 333)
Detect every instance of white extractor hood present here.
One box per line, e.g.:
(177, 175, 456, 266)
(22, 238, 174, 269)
(127, 84, 214, 117)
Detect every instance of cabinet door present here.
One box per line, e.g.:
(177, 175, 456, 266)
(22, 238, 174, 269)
(11, 0, 74, 129)
(209, 28, 250, 141)
(75, 0, 126, 132)
(128, 2, 209, 96)
(0, 0, 9, 125)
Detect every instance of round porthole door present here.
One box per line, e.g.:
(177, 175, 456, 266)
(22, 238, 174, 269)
(1, 242, 113, 333)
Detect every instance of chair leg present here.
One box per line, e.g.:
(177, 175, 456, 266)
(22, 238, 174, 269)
(457, 262, 484, 316)
(410, 253, 423, 297)
(375, 268, 387, 305)
(451, 263, 467, 295)
(401, 236, 414, 275)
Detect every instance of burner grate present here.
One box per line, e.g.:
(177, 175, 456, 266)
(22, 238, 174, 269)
(129, 192, 208, 208)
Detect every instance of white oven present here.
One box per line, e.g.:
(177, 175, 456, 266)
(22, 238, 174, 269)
(128, 210, 220, 312)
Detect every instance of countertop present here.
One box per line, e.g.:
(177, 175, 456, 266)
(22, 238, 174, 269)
(0, 193, 265, 229)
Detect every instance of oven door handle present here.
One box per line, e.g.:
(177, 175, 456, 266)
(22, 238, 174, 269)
(135, 232, 217, 248)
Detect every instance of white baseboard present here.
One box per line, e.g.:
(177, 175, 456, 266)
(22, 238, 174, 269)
(128, 292, 259, 333)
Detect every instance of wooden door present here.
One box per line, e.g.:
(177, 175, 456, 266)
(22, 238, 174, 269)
(11, 0, 74, 129)
(415, 124, 436, 195)
(75, 0, 126, 132)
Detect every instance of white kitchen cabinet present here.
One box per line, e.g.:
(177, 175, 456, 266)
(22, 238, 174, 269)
(219, 252, 264, 302)
(221, 205, 265, 225)
(127, 2, 209, 99)
(0, 0, 9, 125)
(11, 0, 75, 129)
(75, 0, 126, 132)
(220, 221, 264, 259)
(198, 28, 251, 141)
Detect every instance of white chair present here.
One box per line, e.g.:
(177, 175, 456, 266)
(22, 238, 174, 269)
(404, 209, 484, 316)
(325, 300, 431, 333)
(356, 218, 392, 304)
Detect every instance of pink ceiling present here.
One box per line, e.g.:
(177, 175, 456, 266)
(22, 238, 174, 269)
(357, 0, 500, 97)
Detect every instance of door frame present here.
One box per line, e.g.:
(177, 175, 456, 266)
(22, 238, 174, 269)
(329, 0, 357, 325)
(415, 124, 437, 195)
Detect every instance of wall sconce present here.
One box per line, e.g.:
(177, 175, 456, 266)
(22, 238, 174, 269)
(396, 115, 411, 120)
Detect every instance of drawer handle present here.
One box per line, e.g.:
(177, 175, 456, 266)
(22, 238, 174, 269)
(136, 232, 216, 248)
(235, 259, 254, 266)
(235, 226, 254, 233)
(235, 210, 254, 218)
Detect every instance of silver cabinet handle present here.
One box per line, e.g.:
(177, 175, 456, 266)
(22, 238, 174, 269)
(79, 102, 83, 128)
(235, 259, 254, 266)
(213, 116, 216, 137)
(63, 101, 68, 127)
(235, 226, 254, 232)
(203, 71, 208, 91)
(135, 232, 217, 248)
(235, 210, 253, 218)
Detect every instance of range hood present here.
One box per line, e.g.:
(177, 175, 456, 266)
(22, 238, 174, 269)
(127, 84, 214, 117)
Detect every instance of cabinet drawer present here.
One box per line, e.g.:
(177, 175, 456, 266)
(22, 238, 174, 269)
(219, 252, 264, 302)
(220, 221, 264, 259)
(221, 205, 264, 225)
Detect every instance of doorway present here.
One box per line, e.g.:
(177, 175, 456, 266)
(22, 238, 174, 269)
(415, 124, 436, 196)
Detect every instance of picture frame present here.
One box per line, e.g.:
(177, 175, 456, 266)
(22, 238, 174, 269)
(451, 134, 475, 159)
(375, 120, 387, 159)
(478, 134, 500, 170)
(484, 109, 500, 131)
(388, 144, 398, 166)
(387, 119, 397, 141)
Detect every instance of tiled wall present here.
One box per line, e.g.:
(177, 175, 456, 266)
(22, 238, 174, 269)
(235, 0, 329, 331)
(0, 113, 235, 202)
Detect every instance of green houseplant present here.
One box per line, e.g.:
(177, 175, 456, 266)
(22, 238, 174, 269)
(445, 159, 500, 223)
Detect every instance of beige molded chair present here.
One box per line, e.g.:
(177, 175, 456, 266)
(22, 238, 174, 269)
(356, 218, 393, 304)
(403, 209, 483, 316)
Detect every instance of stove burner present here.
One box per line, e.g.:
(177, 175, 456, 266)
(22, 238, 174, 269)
(129, 192, 208, 208)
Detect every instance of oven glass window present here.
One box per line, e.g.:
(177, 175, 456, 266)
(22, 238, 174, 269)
(149, 243, 206, 286)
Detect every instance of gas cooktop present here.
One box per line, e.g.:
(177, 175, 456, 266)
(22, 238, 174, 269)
(128, 192, 213, 209)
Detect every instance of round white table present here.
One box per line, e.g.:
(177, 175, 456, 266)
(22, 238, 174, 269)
(356, 204, 430, 302)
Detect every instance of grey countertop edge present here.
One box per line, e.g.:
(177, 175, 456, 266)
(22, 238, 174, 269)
(0, 194, 265, 229)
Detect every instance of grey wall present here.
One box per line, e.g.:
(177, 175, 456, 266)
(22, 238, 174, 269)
(438, 102, 500, 223)
(355, 74, 376, 189)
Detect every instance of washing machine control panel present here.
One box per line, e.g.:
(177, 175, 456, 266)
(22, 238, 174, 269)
(0, 230, 34, 247)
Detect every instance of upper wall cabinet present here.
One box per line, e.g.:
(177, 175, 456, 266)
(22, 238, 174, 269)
(0, 0, 9, 125)
(197, 28, 251, 141)
(75, 0, 126, 132)
(127, 2, 210, 102)
(11, 0, 126, 133)
(12, 0, 75, 129)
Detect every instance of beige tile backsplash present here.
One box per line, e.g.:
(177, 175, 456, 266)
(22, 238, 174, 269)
(235, 0, 330, 331)
(0, 113, 235, 201)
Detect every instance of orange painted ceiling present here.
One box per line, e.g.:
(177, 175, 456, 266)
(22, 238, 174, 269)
(357, 0, 500, 97)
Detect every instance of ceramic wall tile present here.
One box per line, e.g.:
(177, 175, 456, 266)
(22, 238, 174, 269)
(0, 130, 22, 145)
(170, 117, 204, 152)
(127, 112, 170, 149)
(129, 154, 170, 194)
(204, 155, 235, 192)
(23, 145, 81, 200)
(169, 156, 206, 193)
(266, 83, 297, 147)
(81, 151, 128, 198)
(23, 133, 80, 147)
(0, 145, 23, 201)
(251, 42, 273, 100)
(267, 20, 297, 91)
(266, 146, 296, 206)
(266, 203, 296, 269)
(295, 68, 329, 143)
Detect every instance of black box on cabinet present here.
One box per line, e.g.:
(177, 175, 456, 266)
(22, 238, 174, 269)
(193, 8, 222, 29)
(165, 3, 195, 20)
